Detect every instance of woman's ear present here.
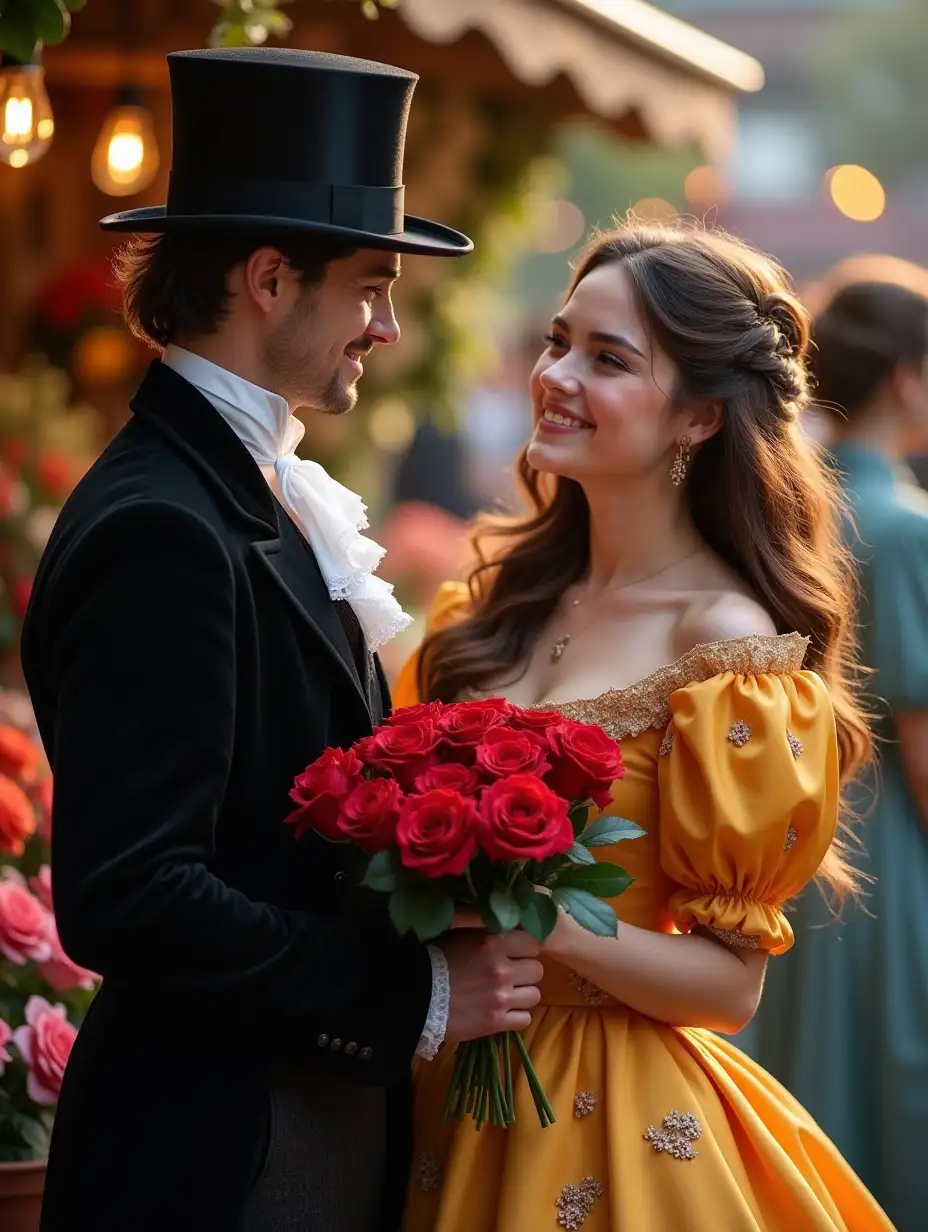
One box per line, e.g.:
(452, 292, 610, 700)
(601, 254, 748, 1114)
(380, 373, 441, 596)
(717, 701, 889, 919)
(685, 398, 724, 447)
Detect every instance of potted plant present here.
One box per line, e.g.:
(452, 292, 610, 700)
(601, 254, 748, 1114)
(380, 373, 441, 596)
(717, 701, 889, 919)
(0, 702, 98, 1231)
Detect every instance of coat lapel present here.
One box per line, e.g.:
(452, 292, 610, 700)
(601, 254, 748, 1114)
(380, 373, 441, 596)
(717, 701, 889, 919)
(131, 360, 370, 717)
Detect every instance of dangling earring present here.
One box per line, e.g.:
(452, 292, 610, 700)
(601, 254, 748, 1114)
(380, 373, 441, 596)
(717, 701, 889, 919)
(670, 436, 691, 487)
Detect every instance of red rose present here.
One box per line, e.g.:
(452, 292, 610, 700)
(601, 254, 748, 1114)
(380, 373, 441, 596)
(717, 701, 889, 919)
(414, 763, 482, 796)
(11, 577, 33, 619)
(396, 788, 479, 878)
(438, 700, 511, 761)
(477, 775, 574, 862)
(339, 778, 403, 853)
(508, 707, 564, 735)
(356, 720, 442, 790)
(384, 701, 446, 727)
(545, 721, 625, 807)
(287, 746, 364, 840)
(475, 726, 551, 781)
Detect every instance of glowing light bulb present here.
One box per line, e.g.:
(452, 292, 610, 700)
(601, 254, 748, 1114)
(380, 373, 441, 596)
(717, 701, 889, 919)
(92, 98, 159, 197)
(0, 62, 55, 168)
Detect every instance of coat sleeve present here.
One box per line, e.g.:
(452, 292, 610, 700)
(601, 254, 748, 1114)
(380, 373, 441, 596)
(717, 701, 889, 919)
(27, 499, 431, 1084)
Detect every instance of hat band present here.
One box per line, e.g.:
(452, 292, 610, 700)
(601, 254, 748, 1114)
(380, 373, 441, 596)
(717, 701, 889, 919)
(166, 176, 405, 234)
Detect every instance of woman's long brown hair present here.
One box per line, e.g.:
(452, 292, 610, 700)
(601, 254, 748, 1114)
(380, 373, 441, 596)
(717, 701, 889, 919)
(419, 221, 872, 899)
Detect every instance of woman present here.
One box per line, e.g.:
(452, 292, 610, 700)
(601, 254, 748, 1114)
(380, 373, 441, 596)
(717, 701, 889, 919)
(394, 222, 893, 1231)
(738, 258, 928, 1232)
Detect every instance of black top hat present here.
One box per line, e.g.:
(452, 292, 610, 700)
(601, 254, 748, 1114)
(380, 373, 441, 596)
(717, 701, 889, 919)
(100, 47, 472, 258)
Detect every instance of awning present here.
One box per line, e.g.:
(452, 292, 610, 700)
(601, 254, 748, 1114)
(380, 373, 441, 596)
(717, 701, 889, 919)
(396, 0, 764, 164)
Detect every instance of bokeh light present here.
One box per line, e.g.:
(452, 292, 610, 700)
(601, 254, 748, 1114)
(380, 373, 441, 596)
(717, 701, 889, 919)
(629, 197, 677, 223)
(368, 397, 416, 453)
(826, 164, 885, 222)
(531, 198, 586, 254)
(684, 164, 728, 209)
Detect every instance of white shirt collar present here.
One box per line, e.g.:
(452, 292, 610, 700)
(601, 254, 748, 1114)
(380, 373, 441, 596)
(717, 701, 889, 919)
(161, 345, 411, 652)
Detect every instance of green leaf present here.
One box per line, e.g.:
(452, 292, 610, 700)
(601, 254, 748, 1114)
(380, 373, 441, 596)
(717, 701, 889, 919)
(0, 12, 41, 62)
(361, 849, 398, 893)
(552, 887, 618, 938)
(579, 815, 646, 848)
(11, 1112, 49, 1156)
(388, 884, 454, 942)
(488, 886, 520, 932)
(555, 861, 634, 899)
(34, 0, 68, 46)
(566, 842, 596, 866)
(62, 0, 87, 11)
(512, 880, 559, 942)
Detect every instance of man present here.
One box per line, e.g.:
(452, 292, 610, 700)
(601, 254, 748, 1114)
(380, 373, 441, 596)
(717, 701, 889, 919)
(21, 48, 543, 1232)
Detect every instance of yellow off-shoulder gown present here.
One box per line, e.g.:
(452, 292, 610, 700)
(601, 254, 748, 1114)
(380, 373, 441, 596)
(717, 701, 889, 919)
(395, 582, 894, 1232)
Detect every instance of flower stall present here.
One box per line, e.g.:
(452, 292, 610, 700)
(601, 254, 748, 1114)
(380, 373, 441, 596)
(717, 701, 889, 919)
(0, 697, 96, 1229)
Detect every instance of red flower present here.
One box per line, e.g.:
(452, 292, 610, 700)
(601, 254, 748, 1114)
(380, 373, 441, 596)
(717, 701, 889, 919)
(0, 774, 36, 857)
(11, 577, 33, 619)
(339, 778, 403, 854)
(545, 721, 625, 808)
(2, 437, 29, 471)
(356, 720, 442, 790)
(36, 451, 74, 499)
(287, 746, 364, 840)
(0, 725, 43, 784)
(477, 775, 574, 863)
(438, 700, 511, 761)
(475, 726, 551, 781)
(508, 707, 564, 735)
(414, 763, 482, 796)
(384, 701, 446, 727)
(396, 788, 479, 878)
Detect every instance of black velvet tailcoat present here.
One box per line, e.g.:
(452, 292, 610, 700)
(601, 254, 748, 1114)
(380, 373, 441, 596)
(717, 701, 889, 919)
(20, 360, 431, 1230)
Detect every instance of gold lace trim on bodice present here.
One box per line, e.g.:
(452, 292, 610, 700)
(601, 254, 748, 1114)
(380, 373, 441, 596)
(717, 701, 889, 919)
(530, 633, 810, 742)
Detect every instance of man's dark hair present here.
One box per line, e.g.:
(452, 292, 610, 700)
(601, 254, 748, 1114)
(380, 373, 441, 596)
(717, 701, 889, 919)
(113, 231, 357, 350)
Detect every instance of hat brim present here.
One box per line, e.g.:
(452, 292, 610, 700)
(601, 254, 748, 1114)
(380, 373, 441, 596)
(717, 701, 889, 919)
(99, 206, 473, 257)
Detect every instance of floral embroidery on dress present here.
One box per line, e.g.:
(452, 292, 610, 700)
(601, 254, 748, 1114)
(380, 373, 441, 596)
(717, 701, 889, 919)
(568, 971, 612, 1005)
(555, 1177, 604, 1228)
(727, 720, 752, 747)
(644, 1110, 702, 1160)
(574, 1090, 598, 1118)
(783, 827, 798, 852)
(786, 730, 804, 759)
(658, 729, 674, 757)
(706, 925, 762, 950)
(416, 1152, 442, 1193)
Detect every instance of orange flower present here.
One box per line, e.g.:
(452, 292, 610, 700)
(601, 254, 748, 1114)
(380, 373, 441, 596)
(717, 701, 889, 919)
(0, 726, 43, 784)
(0, 773, 36, 856)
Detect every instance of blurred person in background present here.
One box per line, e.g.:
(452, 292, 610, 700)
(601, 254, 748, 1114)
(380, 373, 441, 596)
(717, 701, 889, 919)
(739, 256, 928, 1232)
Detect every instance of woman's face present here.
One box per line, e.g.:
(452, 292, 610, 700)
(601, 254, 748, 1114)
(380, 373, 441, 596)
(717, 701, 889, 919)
(526, 264, 683, 485)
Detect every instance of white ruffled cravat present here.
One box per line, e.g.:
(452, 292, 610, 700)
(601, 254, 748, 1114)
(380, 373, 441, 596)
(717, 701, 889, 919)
(162, 346, 412, 652)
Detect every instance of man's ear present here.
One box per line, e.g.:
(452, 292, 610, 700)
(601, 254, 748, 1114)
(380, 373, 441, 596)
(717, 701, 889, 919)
(240, 247, 287, 316)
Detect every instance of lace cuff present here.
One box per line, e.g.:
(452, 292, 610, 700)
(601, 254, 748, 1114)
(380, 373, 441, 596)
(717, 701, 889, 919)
(416, 945, 450, 1061)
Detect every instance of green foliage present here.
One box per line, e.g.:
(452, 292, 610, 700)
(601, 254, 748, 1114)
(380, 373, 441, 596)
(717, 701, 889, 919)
(209, 0, 399, 48)
(811, 0, 928, 184)
(0, 0, 84, 64)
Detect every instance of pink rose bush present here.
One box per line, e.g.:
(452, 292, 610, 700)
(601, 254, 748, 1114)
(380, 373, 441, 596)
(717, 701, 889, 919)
(0, 695, 98, 1161)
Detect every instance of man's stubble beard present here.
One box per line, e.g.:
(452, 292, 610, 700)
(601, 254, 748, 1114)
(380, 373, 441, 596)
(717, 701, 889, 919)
(261, 288, 357, 416)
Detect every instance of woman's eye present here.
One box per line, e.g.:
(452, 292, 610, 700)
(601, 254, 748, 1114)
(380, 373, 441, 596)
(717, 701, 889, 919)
(598, 352, 629, 371)
(543, 333, 566, 349)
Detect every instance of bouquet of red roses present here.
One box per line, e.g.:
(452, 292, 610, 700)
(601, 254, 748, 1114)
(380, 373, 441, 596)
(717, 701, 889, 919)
(286, 697, 643, 1129)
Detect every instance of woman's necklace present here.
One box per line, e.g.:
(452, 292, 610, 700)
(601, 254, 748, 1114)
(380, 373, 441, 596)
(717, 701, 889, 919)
(549, 548, 702, 665)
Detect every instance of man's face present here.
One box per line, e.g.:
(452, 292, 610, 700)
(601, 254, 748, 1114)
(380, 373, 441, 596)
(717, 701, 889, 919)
(262, 248, 401, 413)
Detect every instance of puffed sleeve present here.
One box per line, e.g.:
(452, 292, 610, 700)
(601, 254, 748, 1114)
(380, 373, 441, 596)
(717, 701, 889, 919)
(867, 506, 928, 708)
(391, 580, 472, 707)
(657, 669, 840, 955)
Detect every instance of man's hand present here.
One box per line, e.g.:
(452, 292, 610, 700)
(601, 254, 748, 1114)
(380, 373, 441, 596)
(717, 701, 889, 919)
(437, 927, 544, 1043)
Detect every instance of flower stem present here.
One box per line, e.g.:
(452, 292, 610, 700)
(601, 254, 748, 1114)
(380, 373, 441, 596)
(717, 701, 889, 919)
(512, 1031, 557, 1126)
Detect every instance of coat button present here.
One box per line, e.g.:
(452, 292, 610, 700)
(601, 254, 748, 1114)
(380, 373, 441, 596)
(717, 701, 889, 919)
(316, 1034, 330, 1049)
(334, 871, 346, 883)
(330, 1038, 343, 1051)
(344, 1041, 358, 1056)
(358, 1046, 373, 1062)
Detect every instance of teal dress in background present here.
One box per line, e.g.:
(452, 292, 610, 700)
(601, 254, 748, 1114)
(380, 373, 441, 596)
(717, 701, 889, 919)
(737, 442, 928, 1232)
